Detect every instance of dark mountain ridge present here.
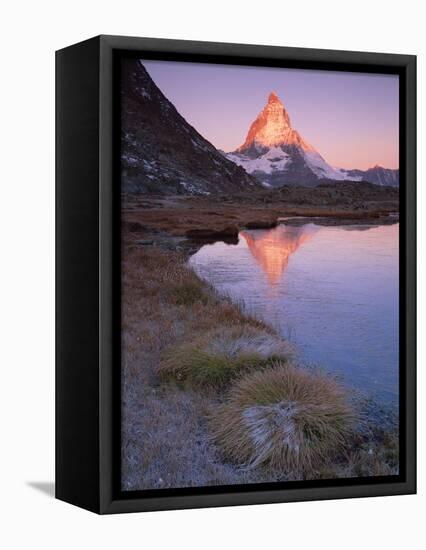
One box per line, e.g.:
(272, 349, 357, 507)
(121, 59, 261, 195)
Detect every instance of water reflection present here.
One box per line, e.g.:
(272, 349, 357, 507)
(240, 224, 319, 285)
(189, 223, 399, 402)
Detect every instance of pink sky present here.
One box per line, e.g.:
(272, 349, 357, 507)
(144, 61, 399, 170)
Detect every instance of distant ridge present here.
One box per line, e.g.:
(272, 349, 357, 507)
(344, 165, 399, 187)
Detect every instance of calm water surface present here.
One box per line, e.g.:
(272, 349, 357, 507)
(189, 222, 399, 403)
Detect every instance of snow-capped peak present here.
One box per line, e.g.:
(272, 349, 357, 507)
(226, 91, 398, 188)
(227, 91, 365, 187)
(236, 91, 314, 153)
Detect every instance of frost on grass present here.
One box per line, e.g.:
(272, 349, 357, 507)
(211, 363, 354, 474)
(121, 243, 285, 490)
(158, 325, 293, 388)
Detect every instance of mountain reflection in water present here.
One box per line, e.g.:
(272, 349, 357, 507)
(189, 222, 399, 402)
(240, 224, 319, 285)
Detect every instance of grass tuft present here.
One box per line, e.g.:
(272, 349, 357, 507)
(158, 326, 293, 388)
(211, 362, 354, 473)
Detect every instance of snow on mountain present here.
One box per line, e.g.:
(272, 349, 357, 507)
(228, 146, 290, 175)
(227, 92, 397, 187)
(303, 151, 357, 181)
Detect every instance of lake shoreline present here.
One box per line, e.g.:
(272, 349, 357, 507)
(190, 222, 399, 404)
(121, 217, 399, 491)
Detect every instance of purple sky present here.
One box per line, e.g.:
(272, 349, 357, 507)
(143, 60, 399, 170)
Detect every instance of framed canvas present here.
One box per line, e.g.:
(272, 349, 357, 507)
(56, 35, 416, 514)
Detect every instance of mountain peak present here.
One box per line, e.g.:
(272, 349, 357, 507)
(268, 91, 282, 104)
(228, 91, 399, 188)
(236, 91, 314, 153)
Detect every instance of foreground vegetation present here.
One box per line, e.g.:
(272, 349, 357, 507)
(158, 326, 293, 388)
(121, 227, 399, 490)
(211, 363, 354, 473)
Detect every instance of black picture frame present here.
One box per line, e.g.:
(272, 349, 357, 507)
(56, 35, 416, 514)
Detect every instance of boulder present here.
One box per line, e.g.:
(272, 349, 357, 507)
(185, 225, 239, 244)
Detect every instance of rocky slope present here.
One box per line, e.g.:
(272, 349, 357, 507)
(121, 59, 261, 195)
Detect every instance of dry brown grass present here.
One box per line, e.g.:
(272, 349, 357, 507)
(158, 326, 293, 388)
(211, 362, 354, 474)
